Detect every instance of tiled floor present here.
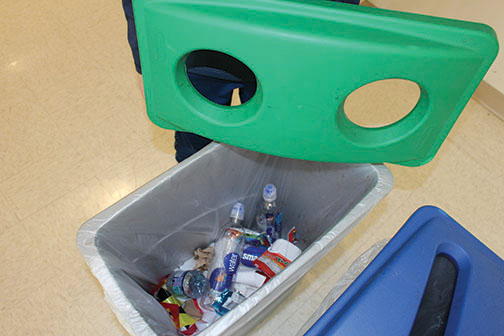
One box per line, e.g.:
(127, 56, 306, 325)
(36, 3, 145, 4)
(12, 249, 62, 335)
(1, 1, 503, 335)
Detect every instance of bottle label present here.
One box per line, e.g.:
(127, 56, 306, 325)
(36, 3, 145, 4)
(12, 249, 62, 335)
(223, 252, 240, 275)
(239, 228, 261, 236)
(212, 290, 246, 316)
(256, 214, 266, 231)
(170, 271, 187, 297)
(288, 226, 298, 244)
(274, 211, 283, 238)
(241, 246, 268, 267)
(239, 228, 270, 247)
(265, 227, 274, 243)
(209, 267, 233, 292)
(253, 250, 292, 279)
(265, 213, 275, 225)
(224, 228, 243, 240)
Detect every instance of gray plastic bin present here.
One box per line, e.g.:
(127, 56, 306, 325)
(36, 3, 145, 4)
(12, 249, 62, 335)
(77, 143, 393, 336)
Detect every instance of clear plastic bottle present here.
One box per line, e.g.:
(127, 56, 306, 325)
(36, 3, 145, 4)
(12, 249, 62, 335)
(205, 203, 245, 306)
(256, 184, 282, 243)
(165, 270, 208, 299)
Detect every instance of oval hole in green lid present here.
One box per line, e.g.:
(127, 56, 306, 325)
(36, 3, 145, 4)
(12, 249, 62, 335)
(185, 49, 257, 107)
(344, 78, 421, 128)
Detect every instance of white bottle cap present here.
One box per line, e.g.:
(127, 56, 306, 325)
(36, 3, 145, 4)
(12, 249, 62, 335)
(263, 184, 277, 202)
(230, 202, 245, 220)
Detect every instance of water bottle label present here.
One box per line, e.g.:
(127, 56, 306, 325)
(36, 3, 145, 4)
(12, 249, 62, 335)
(240, 228, 261, 235)
(266, 227, 274, 242)
(256, 214, 266, 231)
(223, 252, 240, 275)
(170, 271, 187, 297)
(274, 211, 283, 237)
(239, 228, 270, 247)
(209, 267, 232, 292)
(212, 289, 246, 316)
(241, 246, 268, 267)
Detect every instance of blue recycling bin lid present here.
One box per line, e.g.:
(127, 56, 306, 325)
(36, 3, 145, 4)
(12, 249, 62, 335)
(306, 206, 504, 336)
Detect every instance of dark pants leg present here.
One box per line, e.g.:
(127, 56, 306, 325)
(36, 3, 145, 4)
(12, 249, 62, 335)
(174, 70, 255, 163)
(174, 131, 213, 163)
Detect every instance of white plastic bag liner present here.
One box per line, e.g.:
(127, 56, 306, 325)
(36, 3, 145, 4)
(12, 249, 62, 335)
(77, 143, 393, 336)
(297, 239, 389, 335)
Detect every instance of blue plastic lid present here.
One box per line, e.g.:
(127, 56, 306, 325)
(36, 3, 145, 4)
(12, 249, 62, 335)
(306, 206, 504, 336)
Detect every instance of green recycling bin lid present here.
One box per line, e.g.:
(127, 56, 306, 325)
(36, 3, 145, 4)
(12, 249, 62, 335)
(133, 0, 498, 166)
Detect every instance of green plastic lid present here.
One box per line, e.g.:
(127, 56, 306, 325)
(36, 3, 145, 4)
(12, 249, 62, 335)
(133, 0, 498, 166)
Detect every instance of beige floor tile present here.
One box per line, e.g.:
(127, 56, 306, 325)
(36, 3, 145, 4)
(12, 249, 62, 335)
(0, 60, 37, 110)
(39, 71, 130, 124)
(53, 0, 126, 52)
(273, 291, 326, 336)
(0, 17, 5, 34)
(121, 98, 176, 145)
(6, 43, 77, 98)
(21, 177, 115, 274)
(1, 5, 80, 88)
(0, 146, 99, 219)
(111, 65, 147, 100)
(60, 265, 128, 336)
(14, 176, 127, 334)
(0, 224, 54, 313)
(448, 99, 504, 177)
(1, 16, 127, 124)
(97, 138, 177, 201)
(251, 279, 326, 335)
(0, 193, 19, 231)
(0, 99, 68, 183)
(371, 191, 450, 241)
(2, 276, 98, 336)
(365, 184, 504, 261)
(57, 111, 146, 170)
(416, 141, 504, 244)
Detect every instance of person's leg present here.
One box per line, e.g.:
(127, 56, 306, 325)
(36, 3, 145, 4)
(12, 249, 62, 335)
(174, 131, 212, 163)
(173, 72, 237, 163)
(174, 68, 253, 162)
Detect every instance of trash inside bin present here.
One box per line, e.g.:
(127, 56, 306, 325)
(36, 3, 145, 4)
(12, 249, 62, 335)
(77, 143, 392, 335)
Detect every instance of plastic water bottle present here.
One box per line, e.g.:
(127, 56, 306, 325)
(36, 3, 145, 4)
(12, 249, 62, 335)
(256, 184, 282, 243)
(165, 270, 208, 299)
(205, 203, 245, 306)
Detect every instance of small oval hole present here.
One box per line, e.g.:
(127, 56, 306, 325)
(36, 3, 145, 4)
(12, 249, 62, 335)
(344, 79, 421, 128)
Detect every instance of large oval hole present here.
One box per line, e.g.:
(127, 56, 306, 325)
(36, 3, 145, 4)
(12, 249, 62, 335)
(344, 79, 421, 128)
(185, 50, 257, 107)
